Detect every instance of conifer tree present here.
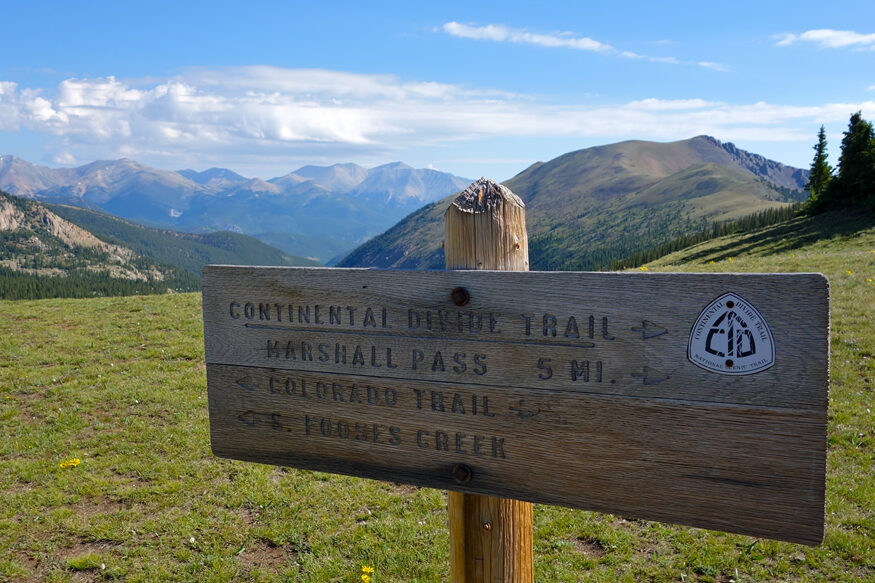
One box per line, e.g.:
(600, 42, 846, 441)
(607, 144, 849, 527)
(831, 112, 875, 210)
(805, 125, 832, 212)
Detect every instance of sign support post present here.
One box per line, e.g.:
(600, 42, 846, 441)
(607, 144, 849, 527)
(445, 178, 533, 583)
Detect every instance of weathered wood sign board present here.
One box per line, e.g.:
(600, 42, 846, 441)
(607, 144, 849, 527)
(203, 266, 829, 545)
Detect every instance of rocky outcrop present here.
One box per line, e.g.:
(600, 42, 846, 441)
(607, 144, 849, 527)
(0, 190, 165, 282)
(693, 135, 808, 191)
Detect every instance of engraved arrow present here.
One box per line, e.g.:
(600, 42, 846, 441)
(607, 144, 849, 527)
(238, 410, 257, 426)
(631, 320, 668, 339)
(509, 399, 542, 419)
(235, 377, 258, 392)
(631, 366, 670, 386)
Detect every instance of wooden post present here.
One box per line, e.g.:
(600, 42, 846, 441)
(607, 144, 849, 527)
(445, 178, 533, 583)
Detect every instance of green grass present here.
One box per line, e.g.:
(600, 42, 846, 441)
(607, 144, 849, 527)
(1, 210, 873, 582)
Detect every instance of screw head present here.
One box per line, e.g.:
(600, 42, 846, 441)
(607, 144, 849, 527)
(451, 287, 470, 306)
(451, 463, 473, 484)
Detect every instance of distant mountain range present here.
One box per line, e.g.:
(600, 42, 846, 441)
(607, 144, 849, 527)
(0, 190, 318, 299)
(0, 156, 471, 263)
(1, 135, 810, 274)
(338, 136, 809, 270)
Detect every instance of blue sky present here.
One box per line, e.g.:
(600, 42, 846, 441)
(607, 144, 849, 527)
(1, 0, 873, 181)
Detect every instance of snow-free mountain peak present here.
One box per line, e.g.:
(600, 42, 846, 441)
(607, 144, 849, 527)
(177, 167, 249, 189)
(0, 155, 472, 262)
(289, 163, 369, 192)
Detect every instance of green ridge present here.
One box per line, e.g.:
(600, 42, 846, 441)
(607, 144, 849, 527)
(49, 203, 320, 274)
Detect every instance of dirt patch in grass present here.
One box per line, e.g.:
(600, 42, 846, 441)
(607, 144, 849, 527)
(60, 541, 115, 560)
(65, 498, 132, 520)
(8, 390, 45, 402)
(6, 480, 36, 495)
(573, 537, 607, 557)
(58, 541, 119, 582)
(391, 483, 419, 497)
(238, 538, 299, 571)
(14, 551, 39, 579)
(269, 465, 291, 485)
(239, 504, 264, 527)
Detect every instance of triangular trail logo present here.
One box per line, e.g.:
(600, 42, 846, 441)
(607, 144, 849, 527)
(688, 292, 775, 375)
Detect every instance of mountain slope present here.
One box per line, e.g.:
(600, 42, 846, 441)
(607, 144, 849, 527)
(0, 155, 64, 195)
(338, 136, 808, 270)
(39, 158, 201, 212)
(0, 188, 322, 299)
(646, 208, 874, 270)
(47, 203, 320, 275)
(0, 190, 200, 298)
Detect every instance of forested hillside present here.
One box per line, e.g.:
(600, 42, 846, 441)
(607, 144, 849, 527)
(0, 191, 200, 299)
(49, 204, 319, 275)
(0, 191, 317, 300)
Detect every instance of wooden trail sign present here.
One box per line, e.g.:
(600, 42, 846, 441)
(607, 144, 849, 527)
(203, 266, 829, 546)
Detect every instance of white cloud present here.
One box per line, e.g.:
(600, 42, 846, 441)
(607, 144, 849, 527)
(619, 51, 681, 65)
(443, 21, 613, 52)
(0, 82, 23, 131)
(1, 66, 872, 173)
(776, 29, 875, 49)
(442, 22, 726, 71)
(697, 61, 730, 72)
(626, 98, 718, 111)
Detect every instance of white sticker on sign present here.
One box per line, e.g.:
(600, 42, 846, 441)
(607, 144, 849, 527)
(688, 292, 775, 375)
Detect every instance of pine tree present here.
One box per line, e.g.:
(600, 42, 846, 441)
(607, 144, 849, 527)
(805, 125, 833, 212)
(831, 112, 875, 210)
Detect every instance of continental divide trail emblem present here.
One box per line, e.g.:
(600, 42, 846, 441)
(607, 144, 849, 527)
(688, 292, 776, 375)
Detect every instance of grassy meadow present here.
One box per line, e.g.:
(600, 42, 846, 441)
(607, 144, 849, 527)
(1, 210, 872, 582)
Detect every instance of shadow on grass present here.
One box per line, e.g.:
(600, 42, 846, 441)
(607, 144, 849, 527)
(681, 210, 875, 264)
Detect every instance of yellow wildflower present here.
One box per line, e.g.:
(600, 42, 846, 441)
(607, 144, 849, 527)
(868, 278, 873, 283)
(708, 260, 715, 264)
(846, 270, 853, 275)
(727, 257, 733, 263)
(362, 566, 375, 574)
(361, 575, 371, 583)
(59, 458, 80, 469)
(639, 266, 649, 271)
